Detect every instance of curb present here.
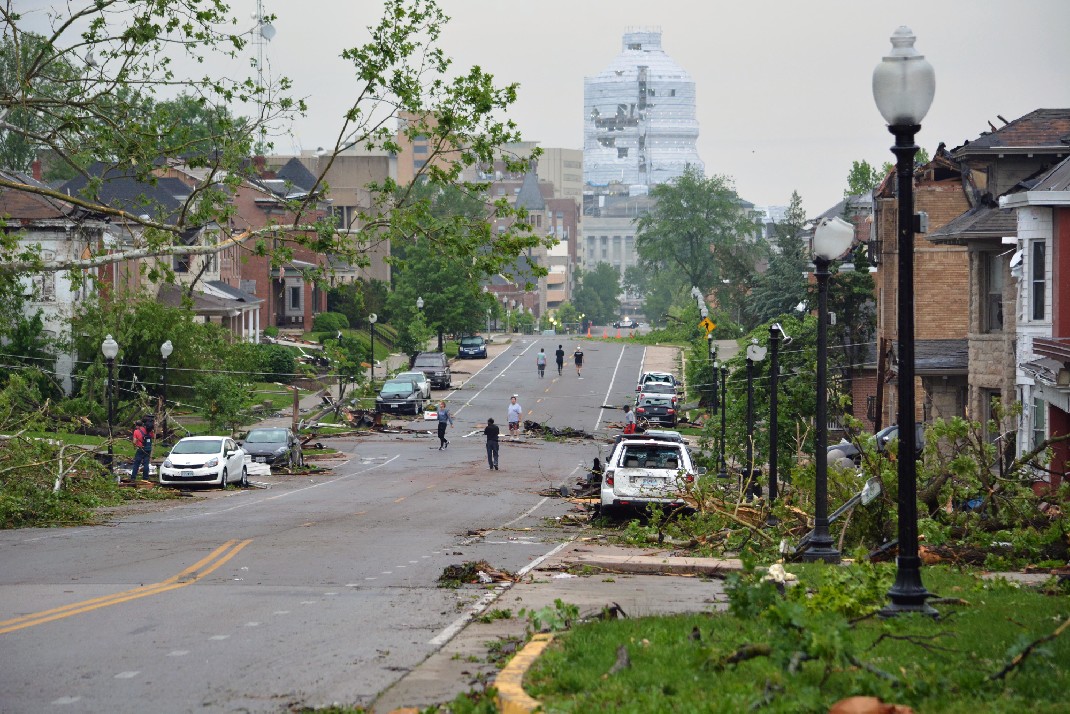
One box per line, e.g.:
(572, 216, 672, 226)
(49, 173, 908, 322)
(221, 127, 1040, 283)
(495, 632, 553, 714)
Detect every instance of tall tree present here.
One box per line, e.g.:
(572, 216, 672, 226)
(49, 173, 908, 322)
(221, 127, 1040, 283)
(0, 0, 547, 282)
(572, 263, 621, 325)
(845, 160, 884, 197)
(635, 167, 763, 318)
(746, 190, 810, 325)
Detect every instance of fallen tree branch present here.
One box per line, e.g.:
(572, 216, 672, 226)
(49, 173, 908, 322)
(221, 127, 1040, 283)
(715, 643, 772, 670)
(866, 631, 956, 654)
(989, 615, 1070, 681)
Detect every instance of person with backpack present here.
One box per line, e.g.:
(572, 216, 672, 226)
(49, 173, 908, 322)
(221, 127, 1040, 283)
(130, 419, 152, 482)
(536, 348, 547, 378)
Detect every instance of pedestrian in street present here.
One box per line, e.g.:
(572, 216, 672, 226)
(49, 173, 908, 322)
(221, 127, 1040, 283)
(555, 344, 565, 376)
(130, 419, 151, 482)
(536, 348, 547, 378)
(623, 403, 637, 434)
(436, 400, 453, 450)
(507, 394, 523, 439)
(573, 345, 584, 378)
(484, 417, 500, 470)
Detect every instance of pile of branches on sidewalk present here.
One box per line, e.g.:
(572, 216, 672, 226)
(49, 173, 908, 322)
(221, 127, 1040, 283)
(523, 420, 600, 440)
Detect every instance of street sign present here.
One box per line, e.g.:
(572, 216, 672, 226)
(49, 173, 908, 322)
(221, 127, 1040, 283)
(699, 317, 716, 333)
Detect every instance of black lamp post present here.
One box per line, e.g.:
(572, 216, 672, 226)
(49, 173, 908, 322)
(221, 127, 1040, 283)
(717, 362, 728, 477)
(368, 313, 377, 386)
(101, 334, 119, 479)
(873, 26, 937, 616)
(768, 323, 791, 503)
(160, 339, 172, 407)
(745, 339, 766, 498)
(707, 332, 719, 412)
(803, 215, 855, 563)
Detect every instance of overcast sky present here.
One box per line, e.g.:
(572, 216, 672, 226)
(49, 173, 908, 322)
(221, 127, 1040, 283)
(22, 0, 1070, 215)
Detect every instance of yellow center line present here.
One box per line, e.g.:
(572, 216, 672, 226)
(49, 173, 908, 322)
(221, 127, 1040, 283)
(0, 539, 252, 635)
(394, 496, 405, 503)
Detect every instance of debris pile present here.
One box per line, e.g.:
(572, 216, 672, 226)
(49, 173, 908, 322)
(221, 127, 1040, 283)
(522, 420, 599, 440)
(437, 560, 518, 588)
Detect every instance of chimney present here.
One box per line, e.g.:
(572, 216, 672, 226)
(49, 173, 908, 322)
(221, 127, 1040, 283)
(31, 159, 42, 181)
(252, 155, 266, 174)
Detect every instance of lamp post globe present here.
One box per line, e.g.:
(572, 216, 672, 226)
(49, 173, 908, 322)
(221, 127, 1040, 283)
(873, 26, 937, 617)
(416, 297, 424, 310)
(159, 339, 173, 411)
(744, 340, 766, 500)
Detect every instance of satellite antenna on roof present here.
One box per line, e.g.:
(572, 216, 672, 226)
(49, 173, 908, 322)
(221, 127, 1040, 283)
(252, 0, 277, 152)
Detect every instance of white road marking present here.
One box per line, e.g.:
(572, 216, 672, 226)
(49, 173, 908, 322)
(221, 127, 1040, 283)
(210, 635, 229, 640)
(167, 650, 189, 657)
(245, 622, 260, 626)
(408, 560, 419, 563)
(114, 671, 139, 679)
(325, 592, 338, 596)
(595, 344, 636, 431)
(300, 601, 316, 605)
(345, 583, 361, 587)
(501, 495, 550, 528)
(364, 577, 377, 581)
(161, 455, 401, 521)
(454, 341, 538, 416)
(52, 697, 81, 705)
(428, 540, 573, 647)
(273, 610, 290, 615)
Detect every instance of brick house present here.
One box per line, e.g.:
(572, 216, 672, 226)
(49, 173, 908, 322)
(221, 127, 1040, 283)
(927, 109, 1070, 447)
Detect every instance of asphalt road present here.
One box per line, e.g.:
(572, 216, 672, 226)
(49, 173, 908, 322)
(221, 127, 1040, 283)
(0, 336, 653, 713)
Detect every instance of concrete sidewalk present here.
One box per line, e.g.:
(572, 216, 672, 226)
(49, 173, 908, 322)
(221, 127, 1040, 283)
(371, 542, 739, 713)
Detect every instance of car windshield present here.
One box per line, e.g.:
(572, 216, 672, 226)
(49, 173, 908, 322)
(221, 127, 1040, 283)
(643, 374, 673, 384)
(618, 445, 683, 469)
(460, 337, 483, 347)
(245, 429, 287, 444)
(381, 381, 414, 396)
(395, 372, 424, 382)
(642, 383, 675, 394)
(414, 356, 442, 367)
(171, 439, 223, 455)
(640, 397, 672, 407)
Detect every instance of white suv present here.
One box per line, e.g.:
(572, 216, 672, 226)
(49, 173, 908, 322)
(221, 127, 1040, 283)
(600, 435, 703, 514)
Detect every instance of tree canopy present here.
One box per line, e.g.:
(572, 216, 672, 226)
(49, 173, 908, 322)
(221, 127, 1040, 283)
(0, 0, 548, 282)
(572, 263, 621, 325)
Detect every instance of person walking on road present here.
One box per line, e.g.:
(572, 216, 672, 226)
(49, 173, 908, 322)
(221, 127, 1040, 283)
(573, 345, 584, 378)
(554, 344, 565, 376)
(484, 417, 500, 470)
(507, 394, 523, 439)
(536, 348, 547, 378)
(623, 403, 637, 434)
(436, 400, 453, 450)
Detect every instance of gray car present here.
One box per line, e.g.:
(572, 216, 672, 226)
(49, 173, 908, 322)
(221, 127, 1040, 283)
(240, 427, 303, 468)
(376, 378, 426, 415)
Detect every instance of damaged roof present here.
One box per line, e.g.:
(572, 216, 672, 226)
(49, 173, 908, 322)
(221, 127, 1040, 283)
(952, 108, 1070, 157)
(892, 339, 969, 376)
(928, 200, 1016, 244)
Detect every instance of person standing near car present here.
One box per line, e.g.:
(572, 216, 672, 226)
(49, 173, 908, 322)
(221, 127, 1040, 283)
(622, 404, 637, 434)
(436, 400, 453, 450)
(573, 345, 584, 378)
(130, 419, 151, 482)
(484, 417, 500, 470)
(536, 348, 547, 378)
(507, 395, 523, 439)
(554, 345, 565, 376)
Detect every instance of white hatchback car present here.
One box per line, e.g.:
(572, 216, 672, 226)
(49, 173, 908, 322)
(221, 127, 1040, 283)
(160, 436, 248, 489)
(600, 436, 703, 514)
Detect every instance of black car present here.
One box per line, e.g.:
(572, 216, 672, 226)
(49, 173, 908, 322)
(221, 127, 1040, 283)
(413, 351, 452, 388)
(457, 336, 487, 359)
(376, 378, 426, 415)
(240, 427, 304, 468)
(635, 396, 677, 427)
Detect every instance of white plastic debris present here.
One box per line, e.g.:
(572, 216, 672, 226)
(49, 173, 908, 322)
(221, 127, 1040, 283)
(551, 573, 578, 580)
(761, 563, 799, 587)
(476, 571, 493, 584)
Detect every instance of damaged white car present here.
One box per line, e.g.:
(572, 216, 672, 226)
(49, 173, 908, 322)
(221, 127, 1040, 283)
(599, 435, 704, 515)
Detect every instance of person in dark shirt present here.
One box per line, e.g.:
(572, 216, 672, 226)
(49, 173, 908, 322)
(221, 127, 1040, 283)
(554, 345, 565, 376)
(573, 346, 584, 378)
(484, 417, 500, 470)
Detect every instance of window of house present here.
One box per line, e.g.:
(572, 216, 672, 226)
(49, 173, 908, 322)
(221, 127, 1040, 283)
(290, 285, 302, 311)
(1032, 397, 1047, 450)
(34, 273, 56, 302)
(618, 147, 629, 158)
(983, 252, 1003, 332)
(1032, 240, 1046, 321)
(413, 144, 428, 154)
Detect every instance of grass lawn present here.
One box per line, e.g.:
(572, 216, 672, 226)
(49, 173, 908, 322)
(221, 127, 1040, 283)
(525, 565, 1070, 713)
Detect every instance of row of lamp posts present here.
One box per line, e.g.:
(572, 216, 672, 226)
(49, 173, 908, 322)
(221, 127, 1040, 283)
(705, 26, 934, 615)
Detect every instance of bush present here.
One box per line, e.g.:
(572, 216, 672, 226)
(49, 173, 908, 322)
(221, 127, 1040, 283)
(263, 326, 280, 338)
(257, 345, 297, 383)
(313, 312, 349, 333)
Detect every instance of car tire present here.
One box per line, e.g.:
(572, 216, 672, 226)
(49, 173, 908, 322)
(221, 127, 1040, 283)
(239, 466, 248, 488)
(598, 503, 618, 519)
(219, 468, 228, 489)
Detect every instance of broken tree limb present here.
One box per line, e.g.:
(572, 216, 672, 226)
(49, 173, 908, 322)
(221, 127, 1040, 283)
(989, 614, 1070, 680)
(715, 643, 772, 670)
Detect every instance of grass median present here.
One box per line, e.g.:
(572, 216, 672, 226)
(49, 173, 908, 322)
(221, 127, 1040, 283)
(524, 563, 1070, 713)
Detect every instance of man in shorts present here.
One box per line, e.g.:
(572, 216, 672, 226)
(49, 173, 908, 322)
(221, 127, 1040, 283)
(573, 345, 584, 378)
(507, 395, 523, 439)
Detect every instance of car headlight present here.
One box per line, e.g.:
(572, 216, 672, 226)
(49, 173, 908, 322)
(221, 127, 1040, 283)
(163, 459, 172, 468)
(273, 446, 288, 455)
(205, 457, 219, 468)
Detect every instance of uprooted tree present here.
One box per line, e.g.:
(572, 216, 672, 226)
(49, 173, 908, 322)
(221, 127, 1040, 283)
(0, 0, 550, 281)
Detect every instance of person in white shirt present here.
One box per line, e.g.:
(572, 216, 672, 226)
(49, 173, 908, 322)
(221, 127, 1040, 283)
(507, 395, 523, 438)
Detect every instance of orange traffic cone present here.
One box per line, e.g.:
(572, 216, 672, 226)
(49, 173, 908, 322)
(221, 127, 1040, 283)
(616, 328, 621, 339)
(586, 324, 591, 338)
(602, 328, 608, 338)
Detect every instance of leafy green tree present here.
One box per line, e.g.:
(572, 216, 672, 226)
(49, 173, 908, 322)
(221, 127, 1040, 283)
(555, 302, 580, 328)
(194, 374, 249, 434)
(635, 167, 764, 320)
(0, 0, 547, 284)
(327, 283, 366, 328)
(845, 160, 884, 197)
(572, 263, 621, 325)
(324, 336, 367, 405)
(747, 191, 810, 325)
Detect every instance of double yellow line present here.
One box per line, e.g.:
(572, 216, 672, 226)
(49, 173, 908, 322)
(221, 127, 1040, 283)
(0, 539, 252, 636)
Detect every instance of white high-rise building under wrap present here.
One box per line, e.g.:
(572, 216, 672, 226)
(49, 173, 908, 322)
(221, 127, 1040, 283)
(583, 29, 704, 189)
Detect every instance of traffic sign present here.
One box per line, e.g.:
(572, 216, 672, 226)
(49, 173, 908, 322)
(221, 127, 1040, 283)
(699, 317, 716, 333)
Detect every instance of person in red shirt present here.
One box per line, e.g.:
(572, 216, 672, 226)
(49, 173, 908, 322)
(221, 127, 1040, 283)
(130, 419, 152, 482)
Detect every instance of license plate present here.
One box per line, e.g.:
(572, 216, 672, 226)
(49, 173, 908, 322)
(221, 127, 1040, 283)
(641, 478, 665, 488)
(255, 457, 267, 463)
(181, 470, 194, 478)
